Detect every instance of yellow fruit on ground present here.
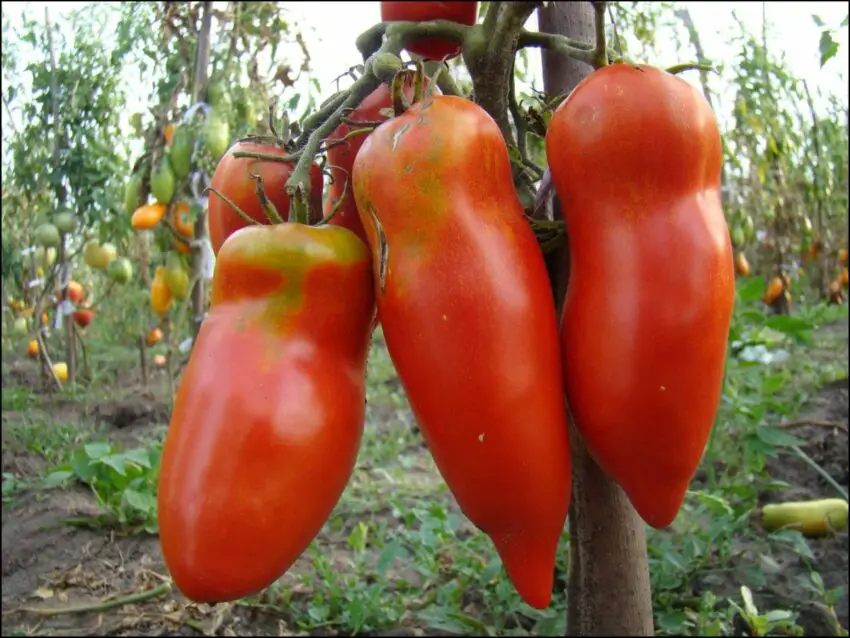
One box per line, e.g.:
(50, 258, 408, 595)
(762, 499, 848, 538)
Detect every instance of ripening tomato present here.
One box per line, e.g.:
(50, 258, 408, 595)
(146, 327, 163, 347)
(546, 64, 735, 529)
(324, 71, 437, 245)
(158, 222, 375, 603)
(353, 95, 571, 610)
(763, 276, 784, 305)
(66, 280, 85, 304)
(172, 202, 193, 237)
(380, 2, 478, 61)
(151, 266, 173, 316)
(73, 309, 95, 328)
(208, 142, 324, 254)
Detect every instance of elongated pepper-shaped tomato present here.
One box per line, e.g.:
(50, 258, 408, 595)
(157, 223, 374, 603)
(352, 95, 571, 610)
(546, 64, 735, 529)
(324, 72, 437, 245)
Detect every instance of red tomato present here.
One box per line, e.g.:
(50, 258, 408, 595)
(158, 223, 375, 603)
(546, 64, 735, 529)
(73, 309, 95, 328)
(380, 2, 478, 61)
(353, 95, 571, 610)
(324, 71, 439, 246)
(207, 142, 324, 254)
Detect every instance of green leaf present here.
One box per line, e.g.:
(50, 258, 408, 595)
(760, 372, 787, 394)
(841, 14, 848, 27)
(307, 603, 329, 623)
(764, 314, 813, 336)
(123, 488, 156, 514)
(737, 277, 766, 303)
(123, 448, 152, 469)
(97, 453, 127, 476)
(694, 491, 734, 517)
(84, 442, 112, 460)
(44, 470, 73, 488)
(375, 539, 405, 575)
(657, 610, 687, 633)
(811, 14, 825, 27)
(756, 426, 803, 448)
(819, 30, 839, 67)
(71, 451, 97, 482)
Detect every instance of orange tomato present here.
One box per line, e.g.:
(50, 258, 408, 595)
(131, 203, 167, 231)
(164, 124, 175, 146)
(26, 339, 39, 358)
(734, 252, 750, 277)
(153, 354, 167, 367)
(840, 268, 849, 288)
(172, 202, 194, 254)
(763, 276, 784, 305)
(147, 327, 163, 347)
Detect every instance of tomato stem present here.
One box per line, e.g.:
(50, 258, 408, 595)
(391, 70, 409, 117)
(250, 173, 285, 224)
(592, 2, 609, 69)
(666, 63, 718, 76)
(321, 177, 350, 226)
(205, 187, 262, 228)
(289, 192, 310, 226)
(232, 150, 298, 164)
(412, 59, 425, 105)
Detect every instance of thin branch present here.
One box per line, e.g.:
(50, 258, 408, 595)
(2, 94, 20, 136)
(436, 63, 465, 96)
(508, 59, 528, 167)
(517, 31, 598, 65)
(666, 63, 717, 76)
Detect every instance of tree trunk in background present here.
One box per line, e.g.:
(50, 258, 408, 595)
(537, 3, 655, 635)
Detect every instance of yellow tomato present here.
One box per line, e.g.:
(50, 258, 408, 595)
(151, 266, 173, 316)
(53, 362, 69, 382)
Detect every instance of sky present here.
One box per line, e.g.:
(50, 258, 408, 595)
(2, 1, 848, 142)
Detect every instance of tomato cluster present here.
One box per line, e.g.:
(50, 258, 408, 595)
(158, 2, 733, 613)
